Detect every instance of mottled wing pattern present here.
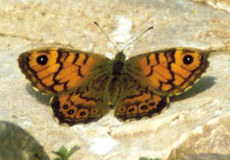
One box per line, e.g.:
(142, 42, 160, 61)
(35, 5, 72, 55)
(51, 64, 110, 124)
(126, 48, 209, 96)
(115, 87, 168, 120)
(51, 86, 109, 125)
(18, 47, 109, 95)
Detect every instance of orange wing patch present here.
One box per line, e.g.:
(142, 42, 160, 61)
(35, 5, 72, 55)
(18, 47, 108, 95)
(128, 48, 209, 95)
(115, 88, 168, 120)
(51, 89, 109, 125)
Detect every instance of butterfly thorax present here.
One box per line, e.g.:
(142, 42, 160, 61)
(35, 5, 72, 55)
(106, 51, 127, 106)
(112, 51, 126, 75)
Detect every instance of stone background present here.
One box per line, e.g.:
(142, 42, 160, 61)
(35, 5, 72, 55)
(0, 0, 229, 159)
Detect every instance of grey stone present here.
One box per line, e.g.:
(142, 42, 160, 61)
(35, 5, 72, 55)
(0, 121, 49, 160)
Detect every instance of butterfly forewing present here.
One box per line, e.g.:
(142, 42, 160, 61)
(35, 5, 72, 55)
(18, 47, 110, 95)
(126, 48, 209, 96)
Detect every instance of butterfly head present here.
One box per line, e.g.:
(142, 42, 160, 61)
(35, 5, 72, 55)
(115, 51, 126, 61)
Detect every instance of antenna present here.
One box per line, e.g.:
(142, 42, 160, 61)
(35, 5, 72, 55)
(121, 26, 154, 52)
(94, 22, 119, 52)
(94, 22, 154, 53)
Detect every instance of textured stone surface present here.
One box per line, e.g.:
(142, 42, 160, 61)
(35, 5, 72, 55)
(167, 111, 230, 160)
(0, 0, 229, 160)
(192, 0, 230, 12)
(0, 121, 49, 160)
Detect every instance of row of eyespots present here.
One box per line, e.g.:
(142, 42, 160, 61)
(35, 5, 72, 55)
(118, 101, 156, 114)
(62, 104, 99, 118)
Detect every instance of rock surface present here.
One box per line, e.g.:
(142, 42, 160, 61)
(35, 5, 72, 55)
(192, 0, 230, 12)
(0, 0, 229, 160)
(0, 121, 49, 160)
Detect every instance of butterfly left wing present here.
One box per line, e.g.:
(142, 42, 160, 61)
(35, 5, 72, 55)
(51, 62, 111, 125)
(51, 87, 109, 125)
(18, 47, 110, 95)
(115, 87, 168, 121)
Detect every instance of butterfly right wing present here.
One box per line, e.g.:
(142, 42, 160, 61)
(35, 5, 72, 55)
(115, 48, 209, 121)
(115, 87, 168, 121)
(126, 48, 209, 96)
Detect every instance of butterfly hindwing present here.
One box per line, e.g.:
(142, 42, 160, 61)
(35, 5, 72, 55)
(18, 47, 110, 95)
(126, 48, 209, 96)
(115, 87, 168, 120)
(51, 81, 110, 125)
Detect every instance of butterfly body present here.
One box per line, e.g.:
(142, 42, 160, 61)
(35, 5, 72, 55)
(103, 51, 126, 106)
(18, 47, 209, 125)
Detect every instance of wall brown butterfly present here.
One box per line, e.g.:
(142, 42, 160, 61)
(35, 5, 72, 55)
(18, 46, 209, 125)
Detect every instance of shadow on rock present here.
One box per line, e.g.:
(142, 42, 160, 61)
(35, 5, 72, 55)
(184, 153, 230, 160)
(168, 153, 230, 160)
(26, 83, 52, 106)
(171, 76, 216, 102)
(0, 121, 50, 160)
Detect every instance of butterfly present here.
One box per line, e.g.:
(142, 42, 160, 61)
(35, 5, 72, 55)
(18, 47, 209, 125)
